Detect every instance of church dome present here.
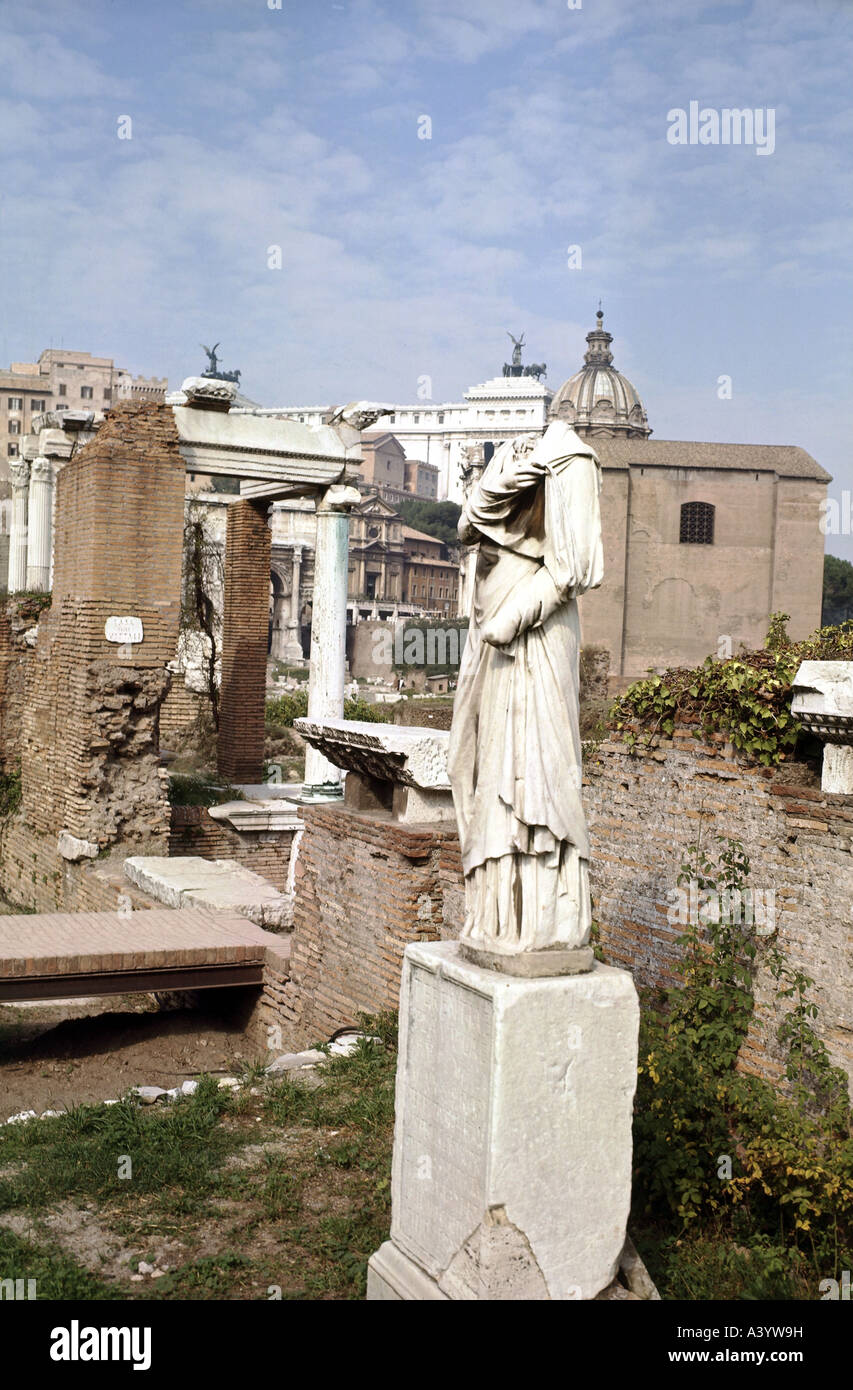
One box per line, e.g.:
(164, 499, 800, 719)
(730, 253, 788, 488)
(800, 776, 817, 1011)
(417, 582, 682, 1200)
(549, 310, 651, 438)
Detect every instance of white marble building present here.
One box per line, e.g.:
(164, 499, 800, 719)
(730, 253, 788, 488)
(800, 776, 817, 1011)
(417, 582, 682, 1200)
(266, 373, 552, 505)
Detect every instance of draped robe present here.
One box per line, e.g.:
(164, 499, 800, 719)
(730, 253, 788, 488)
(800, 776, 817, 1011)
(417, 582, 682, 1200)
(447, 421, 604, 955)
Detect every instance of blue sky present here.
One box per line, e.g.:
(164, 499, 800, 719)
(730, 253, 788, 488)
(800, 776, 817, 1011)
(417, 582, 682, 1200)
(2, 0, 851, 554)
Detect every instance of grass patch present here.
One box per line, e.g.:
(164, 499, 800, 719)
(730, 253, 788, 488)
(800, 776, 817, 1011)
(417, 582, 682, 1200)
(0, 1015, 397, 1300)
(0, 1076, 237, 1212)
(0, 1227, 114, 1300)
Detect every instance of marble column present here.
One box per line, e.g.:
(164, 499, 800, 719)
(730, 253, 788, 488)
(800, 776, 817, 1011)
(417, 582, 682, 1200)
(284, 544, 304, 661)
(303, 484, 360, 795)
(8, 459, 30, 593)
(25, 456, 54, 592)
(270, 583, 288, 661)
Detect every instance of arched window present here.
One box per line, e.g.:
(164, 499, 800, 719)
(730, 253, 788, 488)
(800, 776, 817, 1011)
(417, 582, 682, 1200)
(679, 501, 715, 545)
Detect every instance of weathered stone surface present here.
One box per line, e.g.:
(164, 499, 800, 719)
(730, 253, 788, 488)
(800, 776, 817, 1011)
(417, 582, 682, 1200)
(368, 941, 639, 1301)
(57, 832, 99, 862)
(822, 743, 853, 794)
(123, 855, 290, 929)
(295, 718, 451, 790)
(265, 1049, 325, 1073)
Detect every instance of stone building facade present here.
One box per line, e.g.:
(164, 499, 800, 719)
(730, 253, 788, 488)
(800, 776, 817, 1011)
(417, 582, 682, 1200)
(1, 349, 166, 483)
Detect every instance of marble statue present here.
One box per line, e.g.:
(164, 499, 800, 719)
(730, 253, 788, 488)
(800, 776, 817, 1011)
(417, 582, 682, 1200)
(447, 419, 604, 968)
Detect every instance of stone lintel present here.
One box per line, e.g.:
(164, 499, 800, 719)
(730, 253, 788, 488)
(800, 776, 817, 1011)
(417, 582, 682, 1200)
(207, 799, 303, 833)
(294, 718, 451, 790)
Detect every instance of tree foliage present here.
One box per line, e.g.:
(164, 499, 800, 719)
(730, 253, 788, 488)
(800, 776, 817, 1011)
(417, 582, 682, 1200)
(395, 498, 461, 547)
(822, 554, 853, 626)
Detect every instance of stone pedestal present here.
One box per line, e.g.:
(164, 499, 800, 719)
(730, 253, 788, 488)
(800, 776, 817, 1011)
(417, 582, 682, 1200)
(367, 941, 639, 1301)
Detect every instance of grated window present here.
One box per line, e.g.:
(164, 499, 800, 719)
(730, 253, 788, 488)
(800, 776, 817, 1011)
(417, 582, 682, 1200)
(680, 501, 715, 545)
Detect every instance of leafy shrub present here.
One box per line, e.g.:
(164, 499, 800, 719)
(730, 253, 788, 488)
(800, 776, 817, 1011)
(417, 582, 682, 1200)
(265, 690, 390, 728)
(265, 690, 309, 728)
(167, 773, 243, 806)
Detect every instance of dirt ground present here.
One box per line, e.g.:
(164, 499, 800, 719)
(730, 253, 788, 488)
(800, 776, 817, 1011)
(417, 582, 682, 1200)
(0, 991, 265, 1122)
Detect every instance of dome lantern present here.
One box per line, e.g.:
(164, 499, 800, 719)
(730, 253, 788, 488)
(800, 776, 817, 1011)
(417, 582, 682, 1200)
(549, 309, 651, 438)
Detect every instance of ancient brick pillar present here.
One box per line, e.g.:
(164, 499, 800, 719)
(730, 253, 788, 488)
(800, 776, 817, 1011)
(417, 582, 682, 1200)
(217, 498, 271, 784)
(19, 401, 187, 850)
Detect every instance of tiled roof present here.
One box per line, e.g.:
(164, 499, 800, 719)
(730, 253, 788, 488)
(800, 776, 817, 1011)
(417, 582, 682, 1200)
(593, 437, 830, 482)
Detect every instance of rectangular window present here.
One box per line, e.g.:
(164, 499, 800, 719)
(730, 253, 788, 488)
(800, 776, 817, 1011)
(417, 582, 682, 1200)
(58, 384, 67, 397)
(7, 443, 19, 457)
(103, 388, 112, 400)
(31, 398, 46, 412)
(9, 420, 20, 435)
(81, 386, 93, 400)
(7, 397, 22, 410)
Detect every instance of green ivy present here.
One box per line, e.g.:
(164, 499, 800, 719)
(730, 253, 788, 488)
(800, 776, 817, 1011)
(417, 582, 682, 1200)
(610, 613, 853, 766)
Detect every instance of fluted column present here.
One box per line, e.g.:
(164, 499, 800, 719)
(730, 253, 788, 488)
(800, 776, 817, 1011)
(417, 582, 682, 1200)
(8, 459, 30, 593)
(26, 456, 54, 592)
(303, 485, 360, 795)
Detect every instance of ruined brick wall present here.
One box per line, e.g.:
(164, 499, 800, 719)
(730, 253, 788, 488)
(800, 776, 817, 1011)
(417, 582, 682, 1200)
(19, 402, 186, 851)
(0, 818, 159, 915)
(584, 731, 853, 1086)
(168, 805, 296, 893)
(160, 681, 209, 743)
(217, 499, 271, 784)
(0, 597, 44, 772)
(275, 805, 461, 1048)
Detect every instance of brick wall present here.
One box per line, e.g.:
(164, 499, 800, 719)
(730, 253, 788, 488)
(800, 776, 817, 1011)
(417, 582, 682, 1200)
(218, 499, 271, 784)
(584, 730, 853, 1086)
(274, 804, 461, 1047)
(169, 804, 296, 895)
(0, 597, 42, 772)
(20, 402, 186, 849)
(160, 681, 209, 743)
(0, 817, 159, 915)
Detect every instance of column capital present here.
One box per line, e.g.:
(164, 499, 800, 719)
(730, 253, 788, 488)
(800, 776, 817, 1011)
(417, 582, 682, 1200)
(9, 458, 30, 492)
(317, 483, 361, 515)
(30, 455, 54, 483)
